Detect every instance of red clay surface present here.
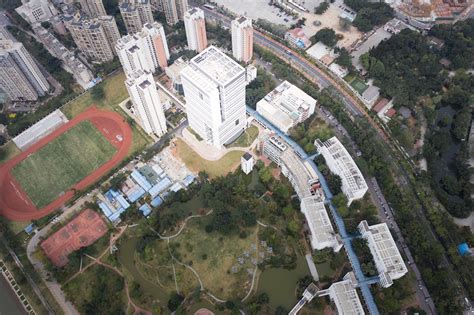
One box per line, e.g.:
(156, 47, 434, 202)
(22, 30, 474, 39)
(41, 209, 108, 267)
(0, 107, 132, 221)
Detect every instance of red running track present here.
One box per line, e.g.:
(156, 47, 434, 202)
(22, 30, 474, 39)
(0, 107, 132, 221)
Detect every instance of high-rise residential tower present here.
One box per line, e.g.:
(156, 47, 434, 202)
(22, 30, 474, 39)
(183, 7, 207, 52)
(77, 0, 107, 17)
(231, 16, 253, 63)
(116, 22, 170, 73)
(0, 40, 50, 102)
(181, 46, 247, 147)
(119, 0, 154, 34)
(64, 14, 119, 62)
(125, 69, 167, 136)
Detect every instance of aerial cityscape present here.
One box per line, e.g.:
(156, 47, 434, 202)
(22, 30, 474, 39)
(0, 0, 472, 314)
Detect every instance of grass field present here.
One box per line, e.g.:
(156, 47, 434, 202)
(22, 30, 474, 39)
(62, 72, 128, 119)
(61, 71, 152, 157)
(174, 138, 244, 178)
(12, 120, 116, 208)
(350, 77, 369, 94)
(227, 125, 259, 148)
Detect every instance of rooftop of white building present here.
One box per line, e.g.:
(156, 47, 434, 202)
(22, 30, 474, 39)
(190, 46, 245, 86)
(328, 274, 365, 315)
(315, 137, 368, 202)
(301, 196, 338, 250)
(359, 220, 408, 276)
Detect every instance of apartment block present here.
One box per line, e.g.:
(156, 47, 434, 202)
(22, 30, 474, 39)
(64, 14, 119, 62)
(256, 80, 316, 134)
(181, 46, 246, 147)
(315, 137, 368, 205)
(300, 196, 342, 252)
(183, 7, 207, 52)
(78, 0, 107, 17)
(358, 220, 408, 288)
(161, 0, 188, 25)
(120, 0, 154, 34)
(125, 69, 167, 136)
(0, 40, 50, 102)
(116, 22, 169, 74)
(231, 16, 253, 63)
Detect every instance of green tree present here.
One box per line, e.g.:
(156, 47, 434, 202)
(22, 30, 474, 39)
(314, 1, 329, 14)
(91, 84, 105, 100)
(258, 167, 272, 184)
(311, 28, 338, 47)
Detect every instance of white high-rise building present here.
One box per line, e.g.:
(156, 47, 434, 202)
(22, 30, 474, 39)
(231, 16, 253, 63)
(125, 69, 167, 136)
(116, 22, 170, 74)
(183, 7, 207, 52)
(181, 46, 247, 147)
(0, 40, 50, 102)
(241, 152, 254, 175)
(78, 0, 107, 17)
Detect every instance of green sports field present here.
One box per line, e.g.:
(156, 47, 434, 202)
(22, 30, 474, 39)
(349, 77, 369, 94)
(11, 120, 116, 208)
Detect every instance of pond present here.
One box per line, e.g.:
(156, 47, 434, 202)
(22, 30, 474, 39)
(256, 251, 311, 310)
(0, 276, 25, 315)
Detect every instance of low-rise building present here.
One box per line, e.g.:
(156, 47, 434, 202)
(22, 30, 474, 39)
(358, 220, 408, 288)
(329, 63, 349, 78)
(16, 0, 57, 24)
(261, 132, 321, 199)
(361, 85, 380, 108)
(285, 28, 311, 49)
(318, 272, 365, 314)
(315, 137, 368, 205)
(246, 64, 257, 85)
(300, 196, 342, 252)
(241, 152, 254, 175)
(256, 81, 316, 134)
(306, 42, 335, 66)
(165, 56, 188, 95)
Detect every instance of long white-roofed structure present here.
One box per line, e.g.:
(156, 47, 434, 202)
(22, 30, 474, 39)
(358, 220, 408, 288)
(300, 196, 342, 252)
(319, 272, 365, 314)
(315, 137, 368, 205)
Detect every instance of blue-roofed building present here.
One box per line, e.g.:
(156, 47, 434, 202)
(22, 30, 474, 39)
(24, 223, 36, 235)
(139, 203, 152, 217)
(149, 177, 172, 198)
(98, 189, 131, 223)
(458, 243, 471, 256)
(151, 196, 163, 207)
(131, 169, 153, 191)
(121, 177, 146, 203)
(183, 175, 196, 187)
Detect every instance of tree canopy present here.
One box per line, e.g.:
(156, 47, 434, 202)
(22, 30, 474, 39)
(311, 28, 339, 47)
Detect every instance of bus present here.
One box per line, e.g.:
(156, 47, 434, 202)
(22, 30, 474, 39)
(203, 4, 216, 10)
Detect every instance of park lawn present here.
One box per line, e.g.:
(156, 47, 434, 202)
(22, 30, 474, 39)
(170, 218, 258, 300)
(11, 120, 116, 208)
(62, 71, 128, 119)
(174, 138, 244, 178)
(0, 141, 20, 164)
(227, 125, 259, 148)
